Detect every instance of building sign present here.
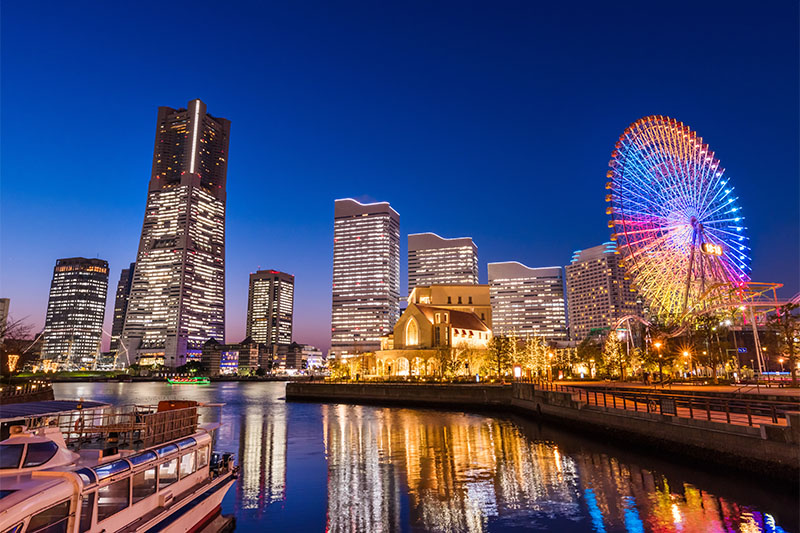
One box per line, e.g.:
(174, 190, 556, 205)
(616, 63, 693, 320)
(701, 242, 723, 256)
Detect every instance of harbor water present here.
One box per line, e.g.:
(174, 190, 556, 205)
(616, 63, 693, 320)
(53, 382, 797, 533)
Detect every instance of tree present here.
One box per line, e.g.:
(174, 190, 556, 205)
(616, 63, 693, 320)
(488, 336, 512, 378)
(767, 303, 799, 386)
(0, 317, 35, 378)
(601, 332, 624, 379)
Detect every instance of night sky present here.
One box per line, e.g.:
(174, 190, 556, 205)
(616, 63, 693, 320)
(2, 1, 797, 352)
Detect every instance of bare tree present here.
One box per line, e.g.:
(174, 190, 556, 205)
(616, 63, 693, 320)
(1, 316, 36, 378)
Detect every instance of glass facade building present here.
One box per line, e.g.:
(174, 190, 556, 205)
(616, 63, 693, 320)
(331, 198, 400, 357)
(246, 270, 294, 347)
(488, 262, 567, 340)
(121, 99, 230, 367)
(109, 262, 134, 353)
(407, 233, 478, 293)
(565, 242, 643, 341)
(42, 257, 109, 370)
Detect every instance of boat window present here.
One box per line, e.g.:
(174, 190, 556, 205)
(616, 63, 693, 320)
(78, 492, 94, 533)
(158, 458, 178, 488)
(93, 460, 130, 481)
(2, 522, 23, 533)
(176, 437, 196, 450)
(0, 444, 24, 469)
(0, 490, 16, 499)
(76, 468, 97, 486)
(128, 451, 157, 466)
(23, 441, 59, 468)
(132, 467, 157, 504)
(179, 452, 195, 478)
(97, 478, 130, 523)
(26, 500, 70, 533)
(197, 445, 209, 468)
(155, 443, 179, 457)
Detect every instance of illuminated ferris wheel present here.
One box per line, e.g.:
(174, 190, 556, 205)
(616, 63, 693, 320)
(606, 115, 751, 320)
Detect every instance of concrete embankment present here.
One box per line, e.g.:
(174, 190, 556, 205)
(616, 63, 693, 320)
(285, 382, 800, 482)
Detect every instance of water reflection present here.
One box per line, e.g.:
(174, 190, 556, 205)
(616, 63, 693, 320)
(322, 405, 795, 533)
(237, 405, 286, 512)
(53, 383, 796, 533)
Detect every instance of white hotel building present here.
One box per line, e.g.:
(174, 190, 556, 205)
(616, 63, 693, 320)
(407, 233, 478, 293)
(488, 262, 568, 340)
(330, 198, 400, 358)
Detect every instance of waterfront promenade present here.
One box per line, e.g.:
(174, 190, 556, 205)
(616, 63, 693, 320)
(286, 380, 800, 482)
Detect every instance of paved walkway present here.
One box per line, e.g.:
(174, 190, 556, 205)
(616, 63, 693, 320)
(573, 388, 788, 427)
(564, 380, 800, 399)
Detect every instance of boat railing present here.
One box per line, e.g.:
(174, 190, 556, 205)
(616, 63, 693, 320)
(55, 402, 199, 449)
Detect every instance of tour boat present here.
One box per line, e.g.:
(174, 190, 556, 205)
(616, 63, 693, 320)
(167, 376, 211, 385)
(0, 400, 237, 533)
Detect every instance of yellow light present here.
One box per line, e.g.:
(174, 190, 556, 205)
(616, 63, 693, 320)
(683, 351, 689, 357)
(653, 341, 662, 349)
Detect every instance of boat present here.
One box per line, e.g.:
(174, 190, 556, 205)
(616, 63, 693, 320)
(167, 376, 211, 385)
(0, 399, 237, 533)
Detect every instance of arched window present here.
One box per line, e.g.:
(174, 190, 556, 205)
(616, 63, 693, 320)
(405, 317, 419, 346)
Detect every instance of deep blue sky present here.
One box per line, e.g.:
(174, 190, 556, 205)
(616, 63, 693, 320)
(2, 1, 798, 352)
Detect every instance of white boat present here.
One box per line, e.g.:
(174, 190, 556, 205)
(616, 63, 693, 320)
(0, 400, 237, 533)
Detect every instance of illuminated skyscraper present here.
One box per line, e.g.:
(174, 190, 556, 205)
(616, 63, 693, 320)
(488, 262, 567, 339)
(408, 233, 478, 293)
(565, 242, 643, 341)
(122, 99, 230, 367)
(109, 262, 134, 353)
(331, 198, 400, 357)
(246, 270, 294, 346)
(41, 257, 109, 369)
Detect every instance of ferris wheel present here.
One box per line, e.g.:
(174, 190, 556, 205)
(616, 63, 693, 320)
(606, 116, 751, 320)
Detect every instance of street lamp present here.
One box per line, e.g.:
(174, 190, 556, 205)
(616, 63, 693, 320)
(653, 341, 663, 386)
(683, 350, 692, 377)
(778, 357, 785, 372)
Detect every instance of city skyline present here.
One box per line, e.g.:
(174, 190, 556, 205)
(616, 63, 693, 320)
(2, 2, 798, 353)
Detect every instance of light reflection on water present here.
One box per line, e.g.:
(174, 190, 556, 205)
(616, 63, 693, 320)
(54, 382, 796, 532)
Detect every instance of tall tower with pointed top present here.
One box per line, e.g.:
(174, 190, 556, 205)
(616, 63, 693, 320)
(122, 99, 230, 367)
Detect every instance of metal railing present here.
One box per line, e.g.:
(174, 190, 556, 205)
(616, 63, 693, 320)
(46, 403, 199, 448)
(523, 380, 798, 427)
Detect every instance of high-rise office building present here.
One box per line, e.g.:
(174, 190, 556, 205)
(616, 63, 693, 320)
(408, 233, 478, 293)
(565, 242, 643, 341)
(488, 262, 567, 339)
(122, 99, 230, 367)
(0, 298, 9, 341)
(246, 270, 294, 347)
(42, 257, 109, 369)
(331, 198, 400, 357)
(110, 263, 135, 353)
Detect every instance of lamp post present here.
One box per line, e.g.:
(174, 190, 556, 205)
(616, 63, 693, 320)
(683, 350, 692, 379)
(654, 341, 663, 386)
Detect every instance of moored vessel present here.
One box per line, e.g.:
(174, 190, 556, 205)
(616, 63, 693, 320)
(0, 400, 237, 533)
(166, 377, 211, 385)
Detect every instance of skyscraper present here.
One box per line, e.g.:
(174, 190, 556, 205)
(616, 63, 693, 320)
(122, 99, 230, 367)
(488, 262, 567, 339)
(408, 233, 478, 293)
(109, 262, 134, 353)
(331, 198, 400, 357)
(565, 242, 643, 341)
(246, 270, 294, 347)
(42, 257, 109, 370)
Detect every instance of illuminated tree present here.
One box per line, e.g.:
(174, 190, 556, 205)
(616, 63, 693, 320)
(488, 336, 513, 378)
